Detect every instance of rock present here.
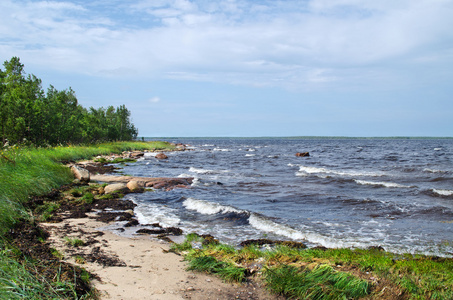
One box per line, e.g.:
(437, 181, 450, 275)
(129, 151, 144, 159)
(127, 180, 144, 192)
(296, 152, 310, 157)
(155, 152, 168, 159)
(124, 209, 135, 215)
(104, 183, 129, 194)
(71, 165, 90, 182)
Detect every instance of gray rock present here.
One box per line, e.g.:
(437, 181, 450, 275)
(71, 165, 90, 182)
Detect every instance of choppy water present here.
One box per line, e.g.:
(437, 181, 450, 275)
(118, 138, 453, 257)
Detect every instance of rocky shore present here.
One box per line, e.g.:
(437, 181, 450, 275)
(36, 150, 282, 299)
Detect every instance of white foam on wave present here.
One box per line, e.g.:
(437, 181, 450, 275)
(189, 167, 230, 175)
(134, 204, 181, 227)
(213, 148, 230, 152)
(144, 152, 158, 157)
(432, 189, 453, 196)
(183, 198, 245, 215)
(245, 154, 256, 157)
(424, 168, 448, 174)
(248, 214, 364, 249)
(296, 165, 385, 177)
(354, 180, 411, 188)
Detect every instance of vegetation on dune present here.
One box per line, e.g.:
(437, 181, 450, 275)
(171, 234, 453, 300)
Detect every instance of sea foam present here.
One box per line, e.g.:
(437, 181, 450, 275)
(354, 180, 412, 188)
(296, 165, 385, 177)
(183, 198, 245, 215)
(432, 189, 453, 196)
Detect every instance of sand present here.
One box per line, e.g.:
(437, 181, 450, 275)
(42, 215, 281, 300)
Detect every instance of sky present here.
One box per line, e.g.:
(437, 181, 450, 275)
(1, 0, 452, 137)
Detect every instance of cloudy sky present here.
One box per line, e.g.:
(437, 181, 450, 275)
(1, 0, 452, 137)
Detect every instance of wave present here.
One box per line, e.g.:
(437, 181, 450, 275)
(213, 148, 230, 152)
(354, 180, 412, 188)
(134, 204, 181, 227)
(248, 214, 366, 249)
(189, 167, 230, 175)
(183, 198, 245, 215)
(295, 165, 385, 178)
(424, 168, 449, 174)
(144, 152, 159, 157)
(245, 154, 256, 157)
(432, 189, 453, 196)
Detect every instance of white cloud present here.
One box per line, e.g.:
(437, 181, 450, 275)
(1, 0, 452, 90)
(149, 97, 161, 103)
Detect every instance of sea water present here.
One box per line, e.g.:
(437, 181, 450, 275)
(117, 138, 453, 257)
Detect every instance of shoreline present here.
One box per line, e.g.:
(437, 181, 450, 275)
(42, 214, 281, 300)
(19, 145, 452, 299)
(39, 151, 282, 299)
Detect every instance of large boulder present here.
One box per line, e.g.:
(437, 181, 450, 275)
(127, 180, 144, 193)
(104, 183, 129, 194)
(155, 152, 168, 159)
(71, 165, 90, 182)
(296, 152, 310, 157)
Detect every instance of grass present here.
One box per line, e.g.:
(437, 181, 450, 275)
(264, 264, 370, 299)
(171, 235, 453, 300)
(0, 249, 79, 299)
(0, 140, 175, 299)
(65, 238, 85, 248)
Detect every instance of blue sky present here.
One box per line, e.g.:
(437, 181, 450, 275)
(1, 0, 452, 137)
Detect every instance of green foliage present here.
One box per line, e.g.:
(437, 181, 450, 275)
(187, 256, 246, 283)
(0, 249, 78, 299)
(264, 264, 370, 300)
(0, 56, 138, 147)
(79, 192, 94, 204)
(35, 202, 60, 222)
(64, 237, 85, 248)
(172, 235, 453, 300)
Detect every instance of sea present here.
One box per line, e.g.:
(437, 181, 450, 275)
(115, 138, 453, 257)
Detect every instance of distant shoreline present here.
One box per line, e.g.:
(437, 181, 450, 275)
(141, 136, 453, 140)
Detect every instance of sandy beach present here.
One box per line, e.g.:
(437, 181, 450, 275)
(42, 214, 281, 300)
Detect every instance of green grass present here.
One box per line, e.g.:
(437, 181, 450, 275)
(172, 235, 453, 300)
(64, 238, 85, 248)
(187, 255, 246, 283)
(264, 264, 369, 299)
(0, 249, 78, 299)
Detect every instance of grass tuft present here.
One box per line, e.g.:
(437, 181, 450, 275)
(264, 264, 369, 299)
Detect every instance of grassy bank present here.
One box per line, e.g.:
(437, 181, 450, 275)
(172, 234, 453, 300)
(0, 141, 174, 299)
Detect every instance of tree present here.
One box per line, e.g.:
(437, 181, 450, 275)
(0, 56, 139, 147)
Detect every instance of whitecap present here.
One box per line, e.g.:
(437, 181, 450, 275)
(432, 189, 453, 196)
(354, 180, 412, 188)
(183, 198, 245, 215)
(134, 204, 181, 227)
(245, 154, 256, 157)
(297, 165, 385, 177)
(424, 168, 447, 174)
(248, 214, 365, 249)
(213, 148, 230, 152)
(189, 167, 229, 175)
